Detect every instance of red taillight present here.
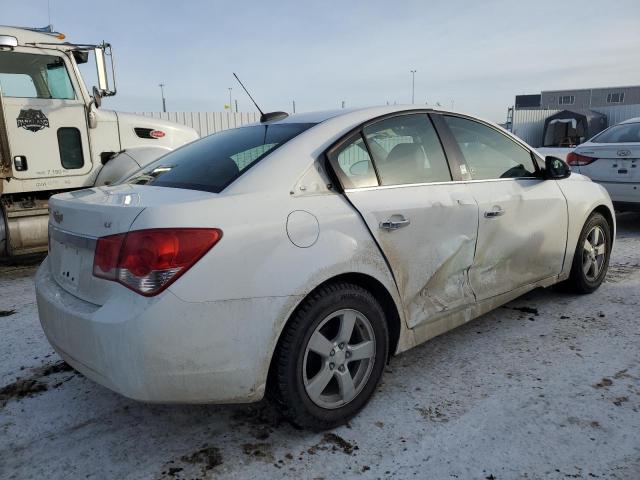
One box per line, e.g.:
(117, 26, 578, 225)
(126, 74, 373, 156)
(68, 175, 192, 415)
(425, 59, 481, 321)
(567, 152, 597, 166)
(93, 233, 125, 281)
(93, 228, 222, 296)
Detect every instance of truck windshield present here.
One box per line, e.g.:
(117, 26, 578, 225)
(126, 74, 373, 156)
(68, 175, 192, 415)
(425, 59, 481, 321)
(127, 123, 316, 193)
(0, 52, 75, 100)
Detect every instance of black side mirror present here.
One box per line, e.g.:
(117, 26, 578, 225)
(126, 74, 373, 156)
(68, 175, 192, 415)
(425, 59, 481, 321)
(544, 156, 571, 179)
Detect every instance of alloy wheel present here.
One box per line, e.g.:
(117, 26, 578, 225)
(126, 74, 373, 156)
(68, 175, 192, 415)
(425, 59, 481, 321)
(302, 308, 376, 409)
(582, 225, 607, 281)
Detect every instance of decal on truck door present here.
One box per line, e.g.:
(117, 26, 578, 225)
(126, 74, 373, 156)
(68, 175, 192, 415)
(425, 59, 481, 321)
(16, 109, 49, 132)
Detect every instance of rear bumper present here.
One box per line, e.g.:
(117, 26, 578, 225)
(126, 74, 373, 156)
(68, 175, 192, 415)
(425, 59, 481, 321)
(35, 257, 297, 404)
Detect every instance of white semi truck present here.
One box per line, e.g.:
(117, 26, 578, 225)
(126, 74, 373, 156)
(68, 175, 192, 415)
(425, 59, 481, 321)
(0, 26, 198, 258)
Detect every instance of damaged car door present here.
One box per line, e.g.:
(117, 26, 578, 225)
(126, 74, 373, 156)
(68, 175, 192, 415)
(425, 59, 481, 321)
(327, 113, 479, 329)
(440, 114, 568, 301)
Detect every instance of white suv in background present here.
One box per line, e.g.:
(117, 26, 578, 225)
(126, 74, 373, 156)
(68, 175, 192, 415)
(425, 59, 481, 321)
(568, 117, 640, 212)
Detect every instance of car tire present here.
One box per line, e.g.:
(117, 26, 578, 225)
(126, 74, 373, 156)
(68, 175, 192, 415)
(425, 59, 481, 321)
(563, 212, 612, 294)
(269, 282, 389, 430)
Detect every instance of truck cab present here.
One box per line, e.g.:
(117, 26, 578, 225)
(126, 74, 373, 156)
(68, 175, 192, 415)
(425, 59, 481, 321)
(0, 26, 198, 258)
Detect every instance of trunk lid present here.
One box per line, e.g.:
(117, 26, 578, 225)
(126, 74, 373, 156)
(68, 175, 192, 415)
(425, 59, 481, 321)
(576, 144, 640, 183)
(48, 184, 214, 305)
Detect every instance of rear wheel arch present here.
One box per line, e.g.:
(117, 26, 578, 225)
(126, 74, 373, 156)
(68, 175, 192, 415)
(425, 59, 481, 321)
(325, 273, 402, 357)
(267, 272, 401, 390)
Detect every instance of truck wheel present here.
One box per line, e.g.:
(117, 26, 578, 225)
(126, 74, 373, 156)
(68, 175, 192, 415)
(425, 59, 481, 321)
(269, 282, 388, 430)
(564, 212, 611, 294)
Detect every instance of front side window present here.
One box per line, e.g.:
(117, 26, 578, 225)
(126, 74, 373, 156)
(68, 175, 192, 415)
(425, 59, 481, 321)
(444, 116, 537, 180)
(128, 123, 315, 193)
(363, 114, 451, 186)
(0, 52, 75, 100)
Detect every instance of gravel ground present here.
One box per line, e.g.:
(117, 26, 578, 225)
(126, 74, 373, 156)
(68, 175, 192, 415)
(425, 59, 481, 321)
(1, 213, 639, 480)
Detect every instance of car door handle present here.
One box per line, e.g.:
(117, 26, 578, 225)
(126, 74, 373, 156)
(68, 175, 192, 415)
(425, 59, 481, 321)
(379, 215, 411, 231)
(484, 207, 505, 218)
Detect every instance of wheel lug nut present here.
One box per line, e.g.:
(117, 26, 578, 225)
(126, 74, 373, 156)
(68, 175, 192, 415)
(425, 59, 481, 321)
(329, 350, 335, 356)
(339, 342, 345, 349)
(338, 365, 345, 372)
(329, 363, 335, 370)
(345, 351, 351, 358)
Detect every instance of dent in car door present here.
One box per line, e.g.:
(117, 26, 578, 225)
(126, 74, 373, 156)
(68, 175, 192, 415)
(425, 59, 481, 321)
(466, 179, 568, 300)
(440, 114, 568, 301)
(347, 185, 478, 327)
(327, 113, 480, 329)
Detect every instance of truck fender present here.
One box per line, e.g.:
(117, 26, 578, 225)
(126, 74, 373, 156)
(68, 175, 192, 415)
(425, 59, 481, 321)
(94, 146, 172, 186)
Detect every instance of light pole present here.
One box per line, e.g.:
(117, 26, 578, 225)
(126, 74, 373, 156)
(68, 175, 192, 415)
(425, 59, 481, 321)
(228, 88, 232, 112)
(159, 83, 166, 112)
(410, 70, 416, 104)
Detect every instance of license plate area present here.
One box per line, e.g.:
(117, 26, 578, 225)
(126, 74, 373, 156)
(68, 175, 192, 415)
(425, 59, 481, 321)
(55, 240, 81, 290)
(612, 159, 637, 176)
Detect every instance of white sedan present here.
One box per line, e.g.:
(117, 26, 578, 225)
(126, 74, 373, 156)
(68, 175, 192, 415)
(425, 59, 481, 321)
(36, 106, 614, 430)
(567, 117, 640, 211)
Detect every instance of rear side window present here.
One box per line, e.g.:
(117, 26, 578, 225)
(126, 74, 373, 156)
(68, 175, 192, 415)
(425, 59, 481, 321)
(128, 123, 315, 193)
(444, 116, 536, 180)
(591, 122, 640, 143)
(363, 114, 451, 186)
(331, 135, 378, 189)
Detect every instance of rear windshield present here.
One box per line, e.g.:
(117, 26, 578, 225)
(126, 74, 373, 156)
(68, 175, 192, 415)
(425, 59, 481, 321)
(127, 123, 315, 193)
(591, 122, 640, 143)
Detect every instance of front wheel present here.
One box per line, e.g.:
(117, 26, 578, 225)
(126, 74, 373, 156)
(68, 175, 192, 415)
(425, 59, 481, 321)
(269, 282, 389, 430)
(563, 212, 612, 294)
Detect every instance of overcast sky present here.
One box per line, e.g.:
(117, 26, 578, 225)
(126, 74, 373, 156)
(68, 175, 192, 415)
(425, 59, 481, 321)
(3, 0, 639, 122)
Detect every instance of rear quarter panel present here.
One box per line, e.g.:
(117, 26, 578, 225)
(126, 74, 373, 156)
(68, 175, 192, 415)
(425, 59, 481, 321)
(128, 187, 412, 362)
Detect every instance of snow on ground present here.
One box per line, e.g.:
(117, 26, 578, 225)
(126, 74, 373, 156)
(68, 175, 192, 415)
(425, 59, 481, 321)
(1, 213, 639, 480)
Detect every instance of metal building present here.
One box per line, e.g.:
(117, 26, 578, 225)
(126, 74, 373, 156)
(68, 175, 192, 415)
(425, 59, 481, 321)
(510, 85, 640, 147)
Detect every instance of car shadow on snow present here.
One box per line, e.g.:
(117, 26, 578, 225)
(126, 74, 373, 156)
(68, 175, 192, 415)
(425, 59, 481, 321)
(615, 212, 640, 238)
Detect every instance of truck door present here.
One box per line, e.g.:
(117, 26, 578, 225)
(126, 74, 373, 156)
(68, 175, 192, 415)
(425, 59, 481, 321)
(0, 48, 92, 183)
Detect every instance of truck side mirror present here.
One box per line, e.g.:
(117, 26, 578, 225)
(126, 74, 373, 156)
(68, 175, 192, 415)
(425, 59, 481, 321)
(92, 86, 102, 108)
(94, 46, 109, 93)
(544, 156, 571, 180)
(94, 44, 116, 97)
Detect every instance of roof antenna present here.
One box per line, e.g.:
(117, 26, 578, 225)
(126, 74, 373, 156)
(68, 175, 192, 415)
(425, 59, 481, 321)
(233, 73, 288, 123)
